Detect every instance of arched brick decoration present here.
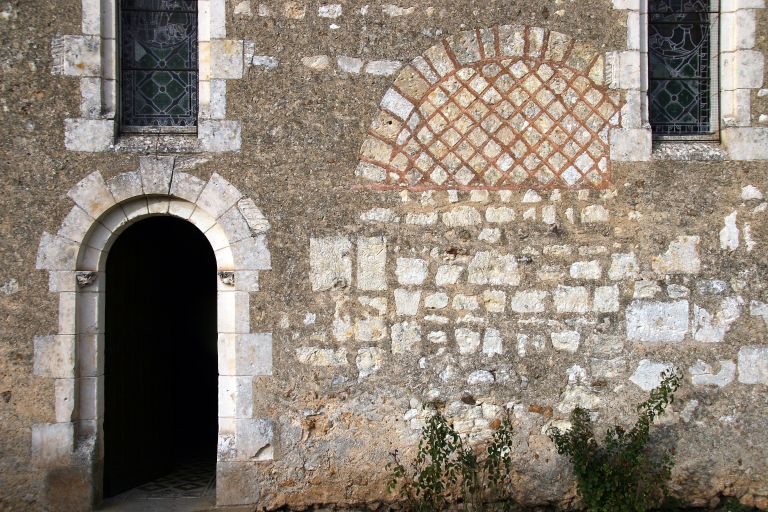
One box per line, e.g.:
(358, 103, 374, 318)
(33, 157, 273, 508)
(357, 26, 623, 190)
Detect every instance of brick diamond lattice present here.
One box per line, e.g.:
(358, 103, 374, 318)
(357, 27, 623, 190)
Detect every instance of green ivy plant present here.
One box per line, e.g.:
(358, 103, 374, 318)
(547, 370, 682, 512)
(388, 406, 516, 511)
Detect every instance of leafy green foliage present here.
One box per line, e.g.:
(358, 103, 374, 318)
(547, 370, 682, 512)
(388, 407, 516, 511)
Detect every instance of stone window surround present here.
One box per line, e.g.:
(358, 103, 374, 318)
(610, 0, 767, 161)
(33, 158, 273, 508)
(51, 0, 245, 153)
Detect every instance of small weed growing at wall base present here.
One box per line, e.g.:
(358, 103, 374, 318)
(388, 406, 516, 511)
(547, 370, 682, 512)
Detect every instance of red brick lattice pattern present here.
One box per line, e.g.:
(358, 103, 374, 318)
(357, 26, 623, 190)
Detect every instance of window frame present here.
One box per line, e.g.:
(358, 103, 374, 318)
(647, 0, 721, 142)
(118, 0, 200, 134)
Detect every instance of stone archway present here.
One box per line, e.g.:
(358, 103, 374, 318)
(33, 157, 274, 509)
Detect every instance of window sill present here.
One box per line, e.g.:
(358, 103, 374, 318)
(651, 141, 727, 162)
(114, 133, 201, 153)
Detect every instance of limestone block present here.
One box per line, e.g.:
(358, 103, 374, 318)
(545, 31, 571, 62)
(610, 128, 651, 161)
(170, 172, 207, 203)
(456, 328, 480, 354)
(301, 55, 331, 71)
(382, 4, 415, 16)
(594, 285, 620, 312)
(34, 335, 75, 379)
(467, 251, 520, 286)
(634, 280, 662, 299)
(381, 88, 414, 120)
(482, 290, 506, 313)
(720, 10, 756, 51)
(57, 206, 94, 244)
(510, 290, 548, 314)
(360, 208, 399, 223)
(448, 30, 481, 65)
(357, 237, 387, 291)
(425, 43, 456, 77)
(443, 206, 482, 226)
(36, 234, 78, 272)
(211, 40, 244, 79)
(722, 50, 764, 89)
(406, 212, 438, 225)
(737, 346, 768, 384)
(428, 331, 447, 344)
(435, 265, 463, 286)
(411, 56, 438, 84)
(395, 258, 428, 285)
(219, 207, 252, 245)
(551, 331, 580, 353)
(422, 292, 447, 310)
(217, 291, 250, 334)
(67, 172, 117, 222)
(498, 25, 525, 58)
(626, 300, 689, 342)
(570, 260, 602, 280)
(138, 156, 174, 195)
(652, 236, 701, 274)
(199, 120, 242, 152)
(689, 360, 736, 387)
(482, 328, 503, 356)
(310, 236, 352, 291)
(722, 128, 768, 160)
(79, 77, 101, 118)
(395, 289, 421, 316)
(580, 205, 610, 223)
(295, 347, 348, 366)
(629, 359, 674, 391)
(31, 423, 74, 467)
(78, 376, 103, 421)
(553, 286, 590, 313)
(78, 292, 104, 335)
(693, 297, 743, 343)
(106, 171, 142, 203)
(283, 1, 306, 19)
(365, 60, 402, 76)
(51, 36, 100, 76)
(391, 322, 421, 354)
(235, 418, 273, 460)
(236, 333, 272, 376)
(318, 3, 342, 17)
(355, 317, 386, 342)
(467, 370, 494, 385)
(65, 118, 114, 153)
(485, 207, 515, 223)
(356, 347, 384, 378)
(338, 55, 363, 73)
(196, 173, 242, 220)
(216, 462, 261, 506)
(252, 55, 280, 69)
(608, 253, 638, 280)
(452, 294, 479, 311)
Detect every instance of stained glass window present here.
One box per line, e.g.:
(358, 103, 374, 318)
(648, 0, 718, 136)
(120, 0, 198, 131)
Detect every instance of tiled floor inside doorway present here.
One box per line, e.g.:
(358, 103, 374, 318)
(99, 459, 215, 511)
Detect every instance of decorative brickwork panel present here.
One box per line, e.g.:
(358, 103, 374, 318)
(357, 27, 622, 190)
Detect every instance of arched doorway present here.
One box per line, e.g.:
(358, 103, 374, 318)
(103, 216, 218, 500)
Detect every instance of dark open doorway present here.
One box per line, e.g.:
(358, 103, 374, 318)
(103, 216, 218, 499)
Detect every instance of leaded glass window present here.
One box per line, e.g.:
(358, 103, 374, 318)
(120, 0, 198, 131)
(648, 0, 719, 137)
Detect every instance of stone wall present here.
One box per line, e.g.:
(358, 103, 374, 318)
(1, 0, 768, 510)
